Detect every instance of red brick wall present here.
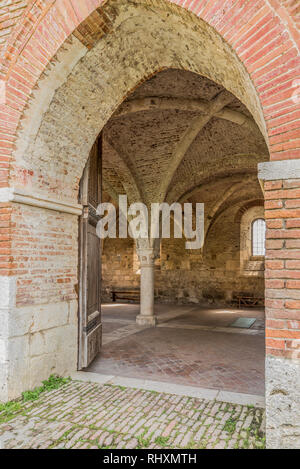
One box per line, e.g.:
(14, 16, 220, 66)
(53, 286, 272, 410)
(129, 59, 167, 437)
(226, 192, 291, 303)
(0, 202, 12, 276)
(0, 1, 298, 182)
(10, 203, 78, 306)
(0, 1, 31, 63)
(265, 179, 300, 359)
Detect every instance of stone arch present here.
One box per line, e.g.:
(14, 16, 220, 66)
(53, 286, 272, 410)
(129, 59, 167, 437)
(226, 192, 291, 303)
(167, 154, 265, 204)
(0, 0, 299, 449)
(204, 194, 264, 245)
(240, 204, 265, 272)
(0, 0, 273, 395)
(234, 199, 265, 224)
(10, 0, 269, 206)
(0, 0, 298, 196)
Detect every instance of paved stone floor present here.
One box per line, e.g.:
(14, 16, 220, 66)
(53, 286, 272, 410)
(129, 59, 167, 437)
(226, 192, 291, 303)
(88, 304, 265, 396)
(0, 380, 265, 449)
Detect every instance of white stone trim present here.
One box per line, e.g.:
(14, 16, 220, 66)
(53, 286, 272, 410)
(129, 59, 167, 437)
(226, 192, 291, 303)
(157, 322, 264, 336)
(14, 37, 88, 166)
(258, 160, 300, 180)
(266, 355, 300, 448)
(0, 276, 16, 312)
(70, 372, 265, 408)
(0, 187, 83, 216)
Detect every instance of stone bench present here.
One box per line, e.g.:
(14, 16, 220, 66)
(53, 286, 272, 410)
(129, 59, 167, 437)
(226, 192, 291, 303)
(232, 294, 265, 308)
(111, 288, 140, 303)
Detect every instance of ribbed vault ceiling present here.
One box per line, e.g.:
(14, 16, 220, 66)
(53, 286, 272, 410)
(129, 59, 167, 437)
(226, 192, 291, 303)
(102, 69, 269, 220)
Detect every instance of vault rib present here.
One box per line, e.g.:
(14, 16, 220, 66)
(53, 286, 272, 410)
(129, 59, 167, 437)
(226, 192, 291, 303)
(103, 134, 145, 204)
(157, 91, 234, 203)
(113, 96, 258, 134)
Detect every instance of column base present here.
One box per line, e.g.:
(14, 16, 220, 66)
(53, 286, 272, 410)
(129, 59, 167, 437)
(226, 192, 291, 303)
(136, 315, 157, 327)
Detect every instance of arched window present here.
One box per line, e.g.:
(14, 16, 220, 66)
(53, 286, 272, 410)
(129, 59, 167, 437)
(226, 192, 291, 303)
(252, 218, 266, 256)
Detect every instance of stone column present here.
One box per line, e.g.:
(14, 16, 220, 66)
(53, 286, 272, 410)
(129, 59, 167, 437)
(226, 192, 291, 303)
(136, 247, 157, 326)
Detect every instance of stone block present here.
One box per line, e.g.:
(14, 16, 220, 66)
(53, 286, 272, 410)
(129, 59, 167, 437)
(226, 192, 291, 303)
(68, 300, 78, 325)
(31, 302, 69, 332)
(2, 307, 33, 338)
(266, 356, 300, 449)
(0, 363, 9, 402)
(29, 355, 57, 390)
(0, 338, 7, 362)
(6, 358, 31, 401)
(0, 277, 16, 310)
(6, 335, 30, 362)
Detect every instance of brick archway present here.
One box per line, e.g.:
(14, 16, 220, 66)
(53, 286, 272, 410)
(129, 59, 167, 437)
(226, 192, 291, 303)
(0, 0, 299, 448)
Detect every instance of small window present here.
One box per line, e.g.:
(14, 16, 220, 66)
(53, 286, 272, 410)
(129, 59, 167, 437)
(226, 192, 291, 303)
(252, 218, 266, 256)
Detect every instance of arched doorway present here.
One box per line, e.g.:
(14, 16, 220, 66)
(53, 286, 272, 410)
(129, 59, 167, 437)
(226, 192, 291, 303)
(85, 68, 267, 406)
(1, 0, 299, 448)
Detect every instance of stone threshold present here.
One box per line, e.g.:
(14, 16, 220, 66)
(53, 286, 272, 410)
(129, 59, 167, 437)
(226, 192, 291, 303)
(71, 371, 265, 408)
(102, 317, 133, 324)
(157, 322, 264, 336)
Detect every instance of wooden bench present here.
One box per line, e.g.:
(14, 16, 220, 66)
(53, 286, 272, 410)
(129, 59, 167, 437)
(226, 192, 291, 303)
(111, 288, 140, 303)
(232, 294, 264, 308)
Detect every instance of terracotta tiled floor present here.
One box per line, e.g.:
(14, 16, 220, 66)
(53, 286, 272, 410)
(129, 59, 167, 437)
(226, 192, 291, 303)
(88, 304, 265, 396)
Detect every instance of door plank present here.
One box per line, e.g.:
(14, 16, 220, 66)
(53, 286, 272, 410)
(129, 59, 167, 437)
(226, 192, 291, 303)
(78, 136, 102, 369)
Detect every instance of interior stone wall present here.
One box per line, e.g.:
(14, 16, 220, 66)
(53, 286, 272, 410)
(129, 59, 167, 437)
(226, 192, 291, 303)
(102, 205, 265, 305)
(102, 238, 140, 302)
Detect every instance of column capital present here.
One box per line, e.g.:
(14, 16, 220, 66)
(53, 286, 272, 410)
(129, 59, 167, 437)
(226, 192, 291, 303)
(136, 247, 155, 266)
(258, 159, 300, 181)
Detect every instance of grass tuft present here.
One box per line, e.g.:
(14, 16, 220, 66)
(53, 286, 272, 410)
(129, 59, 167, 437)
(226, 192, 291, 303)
(22, 375, 70, 402)
(0, 375, 70, 424)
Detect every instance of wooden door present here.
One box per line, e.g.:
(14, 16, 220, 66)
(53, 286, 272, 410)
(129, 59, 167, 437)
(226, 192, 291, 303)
(78, 137, 102, 369)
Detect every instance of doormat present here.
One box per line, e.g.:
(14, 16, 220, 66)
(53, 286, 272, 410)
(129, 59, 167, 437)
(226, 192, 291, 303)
(230, 317, 256, 328)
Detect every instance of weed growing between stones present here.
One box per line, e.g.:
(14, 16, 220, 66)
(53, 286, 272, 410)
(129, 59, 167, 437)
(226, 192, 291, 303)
(0, 375, 70, 424)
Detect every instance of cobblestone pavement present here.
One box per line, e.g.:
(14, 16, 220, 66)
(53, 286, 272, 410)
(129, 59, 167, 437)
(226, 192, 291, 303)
(0, 380, 265, 449)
